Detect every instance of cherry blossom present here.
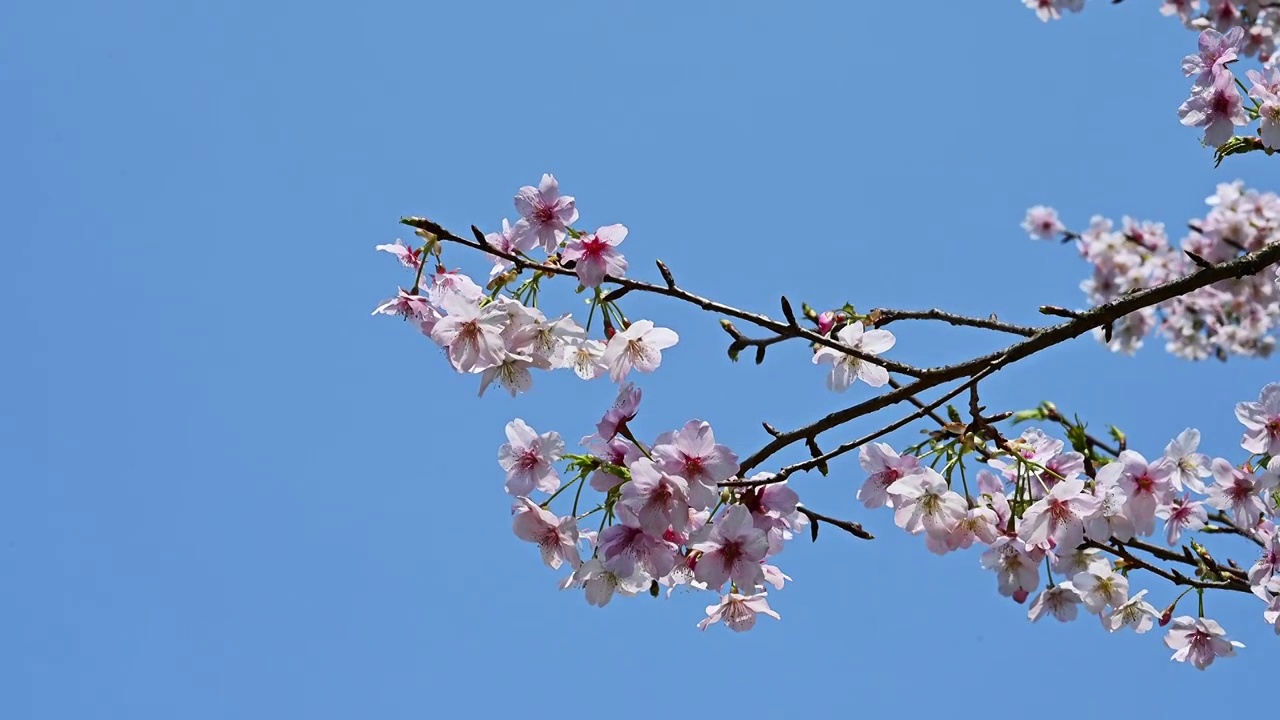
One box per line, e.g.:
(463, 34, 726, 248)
(1165, 616, 1245, 669)
(375, 238, 421, 270)
(811, 322, 895, 391)
(1097, 450, 1173, 538)
(562, 224, 628, 288)
(564, 558, 649, 607)
(372, 288, 433, 320)
(1105, 590, 1159, 633)
(484, 218, 524, 278)
(597, 519, 678, 580)
(600, 320, 679, 382)
(697, 592, 780, 632)
(555, 338, 608, 380)
(511, 498, 581, 570)
(596, 382, 642, 441)
(1072, 563, 1130, 615)
(497, 419, 564, 496)
(429, 295, 508, 372)
(1206, 458, 1276, 527)
(981, 538, 1041, 602)
(1179, 68, 1249, 147)
(888, 467, 967, 540)
(1235, 382, 1280, 455)
(653, 420, 740, 510)
(1182, 26, 1244, 90)
(689, 505, 770, 591)
(1019, 479, 1102, 550)
(512, 173, 578, 253)
(856, 442, 919, 509)
(1157, 494, 1209, 545)
(619, 459, 692, 537)
(1023, 0, 1084, 23)
(1028, 584, 1083, 623)
(1156, 428, 1211, 493)
(1022, 205, 1066, 240)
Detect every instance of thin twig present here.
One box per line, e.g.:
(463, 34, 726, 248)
(870, 308, 1039, 337)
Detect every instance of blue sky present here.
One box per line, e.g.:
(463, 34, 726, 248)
(5, 1, 1278, 717)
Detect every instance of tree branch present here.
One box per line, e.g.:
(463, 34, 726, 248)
(736, 241, 1280, 473)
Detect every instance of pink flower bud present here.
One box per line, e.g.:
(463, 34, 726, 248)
(816, 311, 837, 335)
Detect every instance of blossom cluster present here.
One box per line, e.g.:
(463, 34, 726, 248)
(1026, 1, 1280, 65)
(501, 383, 806, 632)
(1176, 26, 1280, 149)
(1021, 180, 1280, 358)
(854, 382, 1280, 667)
(372, 175, 679, 395)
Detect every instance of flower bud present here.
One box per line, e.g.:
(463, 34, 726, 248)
(817, 311, 837, 335)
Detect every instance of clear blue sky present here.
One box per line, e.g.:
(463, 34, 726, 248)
(5, 2, 1277, 717)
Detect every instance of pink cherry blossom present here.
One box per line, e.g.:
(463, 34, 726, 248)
(429, 295, 508, 373)
(1236, 382, 1280, 455)
(597, 518, 678, 580)
(477, 348, 535, 398)
(1097, 450, 1172, 537)
(811, 321, 896, 391)
(1072, 563, 1129, 615)
(1018, 478, 1102, 550)
(600, 320, 679, 382)
(981, 537, 1041, 602)
(1156, 494, 1208, 545)
(887, 467, 967, 540)
(565, 558, 648, 607)
(1249, 533, 1280, 595)
(697, 592, 780, 632)
(948, 506, 1000, 551)
(1028, 584, 1082, 623)
(1263, 583, 1280, 634)
(1165, 616, 1245, 669)
(581, 432, 642, 492)
(1022, 205, 1065, 240)
(554, 338, 608, 380)
(1023, 0, 1084, 23)
(1182, 27, 1245, 90)
(511, 497, 581, 570)
(857, 442, 919, 509)
(1206, 458, 1276, 527)
(372, 288, 434, 320)
(1178, 70, 1249, 148)
(596, 382, 642, 440)
(1105, 589, 1159, 633)
(1155, 428, 1211, 493)
(561, 224, 628, 288)
(1084, 483, 1136, 543)
(375, 239, 421, 270)
(653, 420, 740, 511)
(484, 218, 526, 278)
(619, 459, 692, 537)
(426, 270, 483, 307)
(689, 505, 770, 591)
(512, 173, 578, 253)
(497, 419, 564, 496)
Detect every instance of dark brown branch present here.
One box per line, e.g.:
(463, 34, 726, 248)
(721, 369, 1000, 488)
(402, 216, 927, 378)
(870, 308, 1039, 337)
(736, 241, 1280, 474)
(1204, 511, 1267, 547)
(796, 505, 874, 541)
(1086, 539, 1251, 593)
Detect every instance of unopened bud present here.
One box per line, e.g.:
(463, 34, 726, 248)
(817, 311, 837, 335)
(1159, 607, 1174, 627)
